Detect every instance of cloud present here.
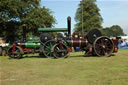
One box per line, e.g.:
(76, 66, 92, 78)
(97, 0, 128, 1)
(42, 0, 80, 1)
(42, 0, 128, 2)
(42, 0, 128, 1)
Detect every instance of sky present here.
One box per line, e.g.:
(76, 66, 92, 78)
(41, 0, 128, 35)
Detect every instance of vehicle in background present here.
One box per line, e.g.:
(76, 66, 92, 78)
(118, 36, 128, 49)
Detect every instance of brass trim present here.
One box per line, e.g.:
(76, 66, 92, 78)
(79, 40, 81, 46)
(71, 40, 73, 46)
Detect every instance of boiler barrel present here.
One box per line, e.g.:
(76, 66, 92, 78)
(17, 41, 40, 49)
(67, 40, 88, 47)
(26, 42, 40, 49)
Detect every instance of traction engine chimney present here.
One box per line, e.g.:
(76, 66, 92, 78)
(67, 16, 71, 36)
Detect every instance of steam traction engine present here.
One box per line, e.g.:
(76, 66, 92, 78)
(38, 17, 118, 58)
(7, 17, 118, 59)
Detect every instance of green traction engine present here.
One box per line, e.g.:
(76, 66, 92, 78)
(7, 17, 118, 59)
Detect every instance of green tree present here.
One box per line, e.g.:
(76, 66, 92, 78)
(74, 0, 103, 34)
(0, 0, 56, 42)
(103, 25, 125, 37)
(21, 6, 56, 36)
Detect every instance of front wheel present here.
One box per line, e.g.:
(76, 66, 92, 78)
(7, 46, 24, 59)
(53, 43, 69, 58)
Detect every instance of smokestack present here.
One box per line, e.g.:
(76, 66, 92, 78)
(67, 16, 71, 36)
(22, 24, 26, 41)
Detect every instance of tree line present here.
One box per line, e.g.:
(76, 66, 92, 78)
(74, 0, 126, 36)
(0, 0, 126, 43)
(0, 0, 55, 42)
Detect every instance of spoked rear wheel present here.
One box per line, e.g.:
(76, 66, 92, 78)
(53, 43, 69, 58)
(93, 36, 114, 57)
(0, 47, 2, 56)
(43, 40, 56, 58)
(7, 46, 24, 59)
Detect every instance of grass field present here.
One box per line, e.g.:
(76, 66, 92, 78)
(0, 49, 128, 85)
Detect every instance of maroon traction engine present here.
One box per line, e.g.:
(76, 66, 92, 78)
(51, 17, 118, 58)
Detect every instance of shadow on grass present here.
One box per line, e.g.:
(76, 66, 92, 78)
(8, 54, 49, 60)
(8, 53, 116, 60)
(69, 53, 116, 58)
(23, 56, 47, 58)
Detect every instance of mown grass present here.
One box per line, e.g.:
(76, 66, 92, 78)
(0, 50, 128, 85)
